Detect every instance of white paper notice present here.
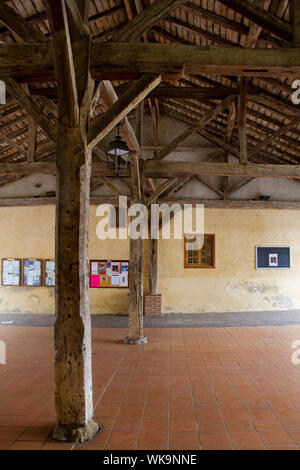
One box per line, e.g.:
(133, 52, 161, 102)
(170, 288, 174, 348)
(111, 274, 120, 286)
(91, 262, 98, 275)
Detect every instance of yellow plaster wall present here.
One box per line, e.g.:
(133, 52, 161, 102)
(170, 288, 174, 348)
(159, 209, 300, 313)
(0, 205, 299, 314)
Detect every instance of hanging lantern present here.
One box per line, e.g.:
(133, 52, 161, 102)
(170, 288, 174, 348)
(105, 124, 130, 176)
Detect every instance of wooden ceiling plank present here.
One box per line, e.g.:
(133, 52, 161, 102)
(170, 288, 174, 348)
(217, 0, 292, 42)
(0, 1, 47, 43)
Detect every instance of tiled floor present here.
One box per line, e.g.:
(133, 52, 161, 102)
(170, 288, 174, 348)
(1, 324, 300, 450)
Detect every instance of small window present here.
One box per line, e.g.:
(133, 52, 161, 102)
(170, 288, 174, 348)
(184, 234, 215, 268)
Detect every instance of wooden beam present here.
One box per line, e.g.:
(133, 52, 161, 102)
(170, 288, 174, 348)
(248, 117, 300, 157)
(217, 0, 293, 42)
(90, 43, 300, 78)
(2, 43, 300, 80)
(238, 77, 248, 164)
(65, 0, 90, 37)
(46, 0, 79, 127)
(144, 178, 178, 207)
(0, 1, 47, 43)
(228, 177, 255, 195)
(293, 0, 300, 46)
(143, 161, 300, 179)
(154, 95, 236, 161)
(245, 0, 272, 48)
(99, 176, 122, 197)
(100, 81, 141, 154)
(27, 118, 37, 162)
(195, 176, 224, 198)
(88, 74, 161, 149)
(197, 129, 241, 159)
(5, 78, 57, 142)
(2, 196, 300, 210)
(113, 0, 186, 42)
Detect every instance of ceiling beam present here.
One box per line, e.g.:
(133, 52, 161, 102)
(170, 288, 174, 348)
(154, 95, 236, 161)
(3, 161, 300, 180)
(5, 78, 57, 142)
(0, 1, 47, 43)
(88, 74, 161, 149)
(2, 43, 300, 79)
(217, 0, 293, 42)
(113, 0, 186, 42)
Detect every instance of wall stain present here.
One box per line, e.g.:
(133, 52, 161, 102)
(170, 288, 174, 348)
(271, 295, 293, 309)
(229, 281, 279, 295)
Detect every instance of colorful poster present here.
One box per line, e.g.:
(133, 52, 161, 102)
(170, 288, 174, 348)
(91, 275, 100, 288)
(111, 262, 120, 274)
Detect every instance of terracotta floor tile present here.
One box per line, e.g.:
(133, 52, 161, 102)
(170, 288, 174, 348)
(252, 419, 283, 431)
(258, 431, 295, 446)
(141, 419, 169, 432)
(106, 431, 139, 450)
(0, 426, 26, 440)
(138, 431, 169, 448)
(279, 419, 300, 431)
(230, 432, 264, 449)
(199, 432, 232, 450)
(17, 427, 52, 442)
(170, 432, 200, 450)
(225, 420, 255, 433)
(266, 445, 298, 450)
(286, 431, 300, 445)
(0, 440, 14, 450)
(9, 440, 43, 450)
(197, 419, 226, 433)
(170, 420, 198, 432)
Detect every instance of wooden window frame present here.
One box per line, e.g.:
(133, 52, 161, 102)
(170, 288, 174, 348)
(184, 234, 215, 269)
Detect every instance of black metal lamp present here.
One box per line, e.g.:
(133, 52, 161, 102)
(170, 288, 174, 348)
(105, 124, 130, 176)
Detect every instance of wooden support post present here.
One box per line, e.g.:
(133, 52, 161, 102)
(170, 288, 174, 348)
(46, 0, 99, 444)
(149, 238, 158, 295)
(126, 152, 146, 345)
(238, 77, 248, 164)
(293, 0, 300, 46)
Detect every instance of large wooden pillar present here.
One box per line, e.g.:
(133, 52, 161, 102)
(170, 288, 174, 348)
(53, 126, 99, 443)
(46, 0, 99, 443)
(125, 153, 147, 345)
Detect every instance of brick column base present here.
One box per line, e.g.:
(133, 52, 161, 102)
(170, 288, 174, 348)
(144, 294, 161, 316)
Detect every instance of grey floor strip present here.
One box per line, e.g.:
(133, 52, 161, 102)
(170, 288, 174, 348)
(1, 310, 300, 328)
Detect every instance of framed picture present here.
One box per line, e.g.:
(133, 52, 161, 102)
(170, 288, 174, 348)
(256, 247, 291, 269)
(2, 259, 21, 286)
(23, 259, 43, 286)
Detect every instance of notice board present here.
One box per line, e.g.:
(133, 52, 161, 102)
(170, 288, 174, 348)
(45, 260, 55, 286)
(2, 259, 21, 286)
(256, 246, 291, 269)
(23, 259, 42, 286)
(90, 260, 129, 288)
